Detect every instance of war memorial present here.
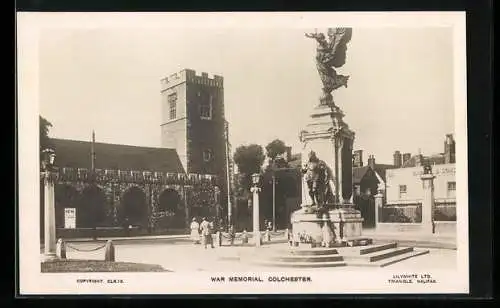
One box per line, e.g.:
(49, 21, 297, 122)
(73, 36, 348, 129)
(242, 28, 430, 268)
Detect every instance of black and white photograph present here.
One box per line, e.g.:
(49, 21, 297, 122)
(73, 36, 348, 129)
(17, 12, 468, 294)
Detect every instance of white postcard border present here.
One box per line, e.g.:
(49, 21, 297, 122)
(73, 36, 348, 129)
(17, 11, 469, 295)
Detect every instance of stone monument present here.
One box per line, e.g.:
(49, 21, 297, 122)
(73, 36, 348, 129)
(291, 28, 365, 247)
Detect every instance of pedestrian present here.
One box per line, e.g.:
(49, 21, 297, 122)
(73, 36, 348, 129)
(190, 217, 201, 244)
(200, 217, 214, 249)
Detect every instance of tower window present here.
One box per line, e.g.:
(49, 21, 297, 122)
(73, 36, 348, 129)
(168, 93, 177, 120)
(203, 149, 213, 162)
(200, 95, 213, 120)
(447, 181, 456, 198)
(399, 185, 407, 199)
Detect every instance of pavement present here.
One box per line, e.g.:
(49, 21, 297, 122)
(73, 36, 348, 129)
(362, 229, 456, 250)
(63, 229, 456, 250)
(61, 240, 458, 273)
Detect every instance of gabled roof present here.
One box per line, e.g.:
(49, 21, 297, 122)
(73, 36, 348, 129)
(353, 164, 395, 184)
(353, 166, 370, 184)
(50, 138, 185, 173)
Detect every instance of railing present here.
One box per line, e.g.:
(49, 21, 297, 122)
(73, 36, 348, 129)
(380, 199, 456, 223)
(380, 203, 422, 223)
(434, 200, 456, 221)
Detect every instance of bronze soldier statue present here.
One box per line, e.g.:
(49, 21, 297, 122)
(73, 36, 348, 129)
(302, 151, 334, 206)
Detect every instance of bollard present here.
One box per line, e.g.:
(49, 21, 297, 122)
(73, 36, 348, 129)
(104, 240, 115, 262)
(56, 238, 66, 259)
(242, 230, 249, 244)
(285, 228, 290, 240)
(265, 230, 271, 242)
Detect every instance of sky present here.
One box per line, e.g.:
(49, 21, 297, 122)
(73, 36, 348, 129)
(39, 26, 455, 165)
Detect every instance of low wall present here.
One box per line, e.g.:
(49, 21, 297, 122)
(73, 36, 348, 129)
(434, 221, 456, 235)
(376, 221, 456, 236)
(56, 227, 144, 239)
(376, 223, 423, 233)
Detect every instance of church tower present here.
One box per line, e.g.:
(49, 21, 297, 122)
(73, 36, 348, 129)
(160, 69, 228, 201)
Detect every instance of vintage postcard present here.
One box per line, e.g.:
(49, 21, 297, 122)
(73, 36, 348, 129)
(17, 12, 468, 295)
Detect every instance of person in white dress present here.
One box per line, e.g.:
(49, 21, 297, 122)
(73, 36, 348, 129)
(190, 217, 201, 244)
(200, 217, 214, 249)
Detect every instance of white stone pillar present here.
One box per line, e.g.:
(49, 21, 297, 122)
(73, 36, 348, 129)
(374, 190, 384, 229)
(421, 173, 436, 234)
(43, 172, 57, 258)
(251, 186, 261, 247)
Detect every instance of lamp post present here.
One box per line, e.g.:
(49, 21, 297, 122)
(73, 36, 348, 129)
(250, 173, 262, 247)
(41, 148, 57, 260)
(271, 169, 277, 232)
(214, 186, 221, 224)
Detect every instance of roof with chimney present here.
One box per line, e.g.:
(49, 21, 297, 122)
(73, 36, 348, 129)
(353, 164, 395, 185)
(50, 138, 185, 173)
(401, 153, 446, 168)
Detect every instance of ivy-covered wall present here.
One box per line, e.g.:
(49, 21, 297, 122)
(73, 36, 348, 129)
(47, 167, 219, 234)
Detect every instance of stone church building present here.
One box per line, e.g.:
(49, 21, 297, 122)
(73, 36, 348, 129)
(41, 69, 231, 238)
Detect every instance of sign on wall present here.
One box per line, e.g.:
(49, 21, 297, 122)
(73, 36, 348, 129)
(64, 208, 76, 229)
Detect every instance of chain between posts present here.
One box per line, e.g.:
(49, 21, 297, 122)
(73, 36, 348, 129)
(65, 242, 108, 252)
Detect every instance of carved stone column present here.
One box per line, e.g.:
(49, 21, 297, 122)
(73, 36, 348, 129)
(41, 170, 58, 260)
(421, 172, 436, 234)
(374, 186, 384, 228)
(250, 185, 262, 247)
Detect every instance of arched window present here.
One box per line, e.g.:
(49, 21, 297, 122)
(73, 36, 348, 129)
(199, 95, 213, 120)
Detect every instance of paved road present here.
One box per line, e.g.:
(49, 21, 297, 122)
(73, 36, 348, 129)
(63, 240, 457, 273)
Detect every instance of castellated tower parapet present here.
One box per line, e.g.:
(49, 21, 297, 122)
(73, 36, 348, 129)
(161, 69, 224, 91)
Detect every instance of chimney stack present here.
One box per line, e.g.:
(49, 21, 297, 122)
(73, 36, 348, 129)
(393, 151, 402, 168)
(444, 134, 456, 164)
(367, 155, 376, 168)
(353, 150, 363, 167)
(402, 153, 411, 167)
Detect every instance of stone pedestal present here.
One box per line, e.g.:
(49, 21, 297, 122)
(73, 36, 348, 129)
(291, 206, 363, 245)
(292, 102, 365, 246)
(300, 104, 355, 205)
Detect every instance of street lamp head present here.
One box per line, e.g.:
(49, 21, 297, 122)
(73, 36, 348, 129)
(251, 173, 261, 186)
(42, 148, 56, 167)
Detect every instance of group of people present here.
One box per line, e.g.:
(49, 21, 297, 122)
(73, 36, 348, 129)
(189, 217, 215, 249)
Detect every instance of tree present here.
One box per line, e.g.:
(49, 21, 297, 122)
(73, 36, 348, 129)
(39, 115, 53, 167)
(233, 144, 265, 195)
(265, 139, 287, 161)
(233, 144, 265, 175)
(265, 139, 289, 170)
(40, 115, 52, 150)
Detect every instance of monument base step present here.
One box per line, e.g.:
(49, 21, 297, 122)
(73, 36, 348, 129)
(343, 246, 415, 262)
(266, 254, 344, 263)
(346, 249, 430, 267)
(252, 260, 347, 268)
(235, 241, 429, 268)
(276, 247, 339, 256)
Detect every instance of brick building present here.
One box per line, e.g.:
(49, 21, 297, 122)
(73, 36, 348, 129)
(380, 134, 457, 234)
